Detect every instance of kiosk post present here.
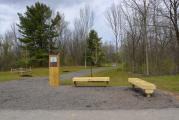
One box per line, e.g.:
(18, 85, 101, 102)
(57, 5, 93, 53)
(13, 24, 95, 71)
(49, 53, 60, 87)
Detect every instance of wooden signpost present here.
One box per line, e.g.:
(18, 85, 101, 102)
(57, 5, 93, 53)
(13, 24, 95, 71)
(49, 53, 60, 87)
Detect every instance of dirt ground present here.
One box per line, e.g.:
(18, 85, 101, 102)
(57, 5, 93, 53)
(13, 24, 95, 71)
(0, 78, 179, 110)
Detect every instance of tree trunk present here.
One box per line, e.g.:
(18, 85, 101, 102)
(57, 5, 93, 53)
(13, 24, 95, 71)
(144, 0, 149, 76)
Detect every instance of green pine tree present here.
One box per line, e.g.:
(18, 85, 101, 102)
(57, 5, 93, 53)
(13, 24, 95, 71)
(17, 2, 61, 67)
(87, 30, 104, 66)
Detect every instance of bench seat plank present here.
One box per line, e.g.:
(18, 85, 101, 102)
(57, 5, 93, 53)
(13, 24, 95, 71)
(72, 77, 110, 86)
(73, 77, 110, 82)
(128, 78, 156, 89)
(128, 78, 156, 97)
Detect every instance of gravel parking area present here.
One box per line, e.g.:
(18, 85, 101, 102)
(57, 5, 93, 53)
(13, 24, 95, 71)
(0, 78, 179, 110)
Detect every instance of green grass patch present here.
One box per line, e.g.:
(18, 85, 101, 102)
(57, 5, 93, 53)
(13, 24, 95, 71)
(90, 68, 179, 92)
(0, 72, 20, 82)
(63, 68, 140, 86)
(62, 80, 73, 86)
(0, 66, 88, 82)
(93, 69, 138, 86)
(143, 75, 179, 92)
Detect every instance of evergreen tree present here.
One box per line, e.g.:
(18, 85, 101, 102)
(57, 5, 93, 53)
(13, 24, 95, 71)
(87, 30, 104, 66)
(17, 2, 61, 66)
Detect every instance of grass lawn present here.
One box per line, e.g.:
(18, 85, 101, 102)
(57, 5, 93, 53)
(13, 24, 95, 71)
(0, 72, 20, 83)
(62, 68, 139, 86)
(76, 68, 179, 93)
(143, 75, 179, 93)
(0, 66, 88, 82)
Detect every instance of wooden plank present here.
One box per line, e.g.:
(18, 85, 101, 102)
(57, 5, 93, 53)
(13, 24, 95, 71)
(49, 54, 60, 87)
(73, 77, 110, 82)
(49, 67, 59, 87)
(128, 78, 156, 97)
(128, 78, 156, 90)
(73, 77, 110, 87)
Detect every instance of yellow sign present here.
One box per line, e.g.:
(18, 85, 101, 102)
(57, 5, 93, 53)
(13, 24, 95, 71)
(49, 54, 60, 87)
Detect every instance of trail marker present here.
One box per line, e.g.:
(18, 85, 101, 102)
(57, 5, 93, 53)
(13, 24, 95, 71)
(49, 53, 60, 87)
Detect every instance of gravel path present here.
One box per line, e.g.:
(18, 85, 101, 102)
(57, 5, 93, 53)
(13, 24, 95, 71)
(0, 67, 179, 110)
(0, 84, 179, 110)
(26, 67, 115, 81)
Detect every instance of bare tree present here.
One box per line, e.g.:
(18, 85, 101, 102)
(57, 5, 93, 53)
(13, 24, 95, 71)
(106, 3, 122, 53)
(121, 3, 142, 72)
(163, 0, 179, 45)
(73, 5, 94, 67)
(11, 23, 20, 57)
(123, 0, 150, 75)
(162, 0, 179, 72)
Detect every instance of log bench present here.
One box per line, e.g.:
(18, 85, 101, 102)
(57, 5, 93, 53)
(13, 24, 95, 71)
(128, 78, 156, 97)
(72, 77, 110, 87)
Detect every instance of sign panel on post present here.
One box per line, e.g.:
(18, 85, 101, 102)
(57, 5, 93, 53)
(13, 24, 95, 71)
(50, 57, 57, 62)
(50, 56, 57, 67)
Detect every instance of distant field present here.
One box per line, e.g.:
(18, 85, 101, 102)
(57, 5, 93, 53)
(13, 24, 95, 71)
(0, 66, 88, 82)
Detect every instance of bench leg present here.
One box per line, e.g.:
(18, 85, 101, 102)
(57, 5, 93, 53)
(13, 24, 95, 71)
(106, 81, 109, 86)
(132, 84, 135, 88)
(145, 89, 154, 97)
(74, 81, 77, 87)
(146, 94, 151, 97)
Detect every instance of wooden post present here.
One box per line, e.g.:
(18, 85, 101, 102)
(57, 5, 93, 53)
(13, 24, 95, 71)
(49, 53, 60, 87)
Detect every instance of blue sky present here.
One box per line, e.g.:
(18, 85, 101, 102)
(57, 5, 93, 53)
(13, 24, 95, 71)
(0, 0, 119, 42)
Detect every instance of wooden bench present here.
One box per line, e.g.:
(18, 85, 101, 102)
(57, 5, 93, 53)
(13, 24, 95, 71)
(11, 67, 32, 77)
(73, 77, 110, 86)
(128, 78, 156, 97)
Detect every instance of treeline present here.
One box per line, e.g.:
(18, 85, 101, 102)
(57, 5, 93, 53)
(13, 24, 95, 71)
(106, 0, 179, 75)
(0, 0, 179, 76)
(0, 2, 115, 70)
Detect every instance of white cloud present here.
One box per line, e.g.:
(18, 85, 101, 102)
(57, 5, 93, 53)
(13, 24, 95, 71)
(0, 0, 121, 41)
(56, 2, 86, 29)
(56, 0, 115, 41)
(0, 3, 25, 33)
